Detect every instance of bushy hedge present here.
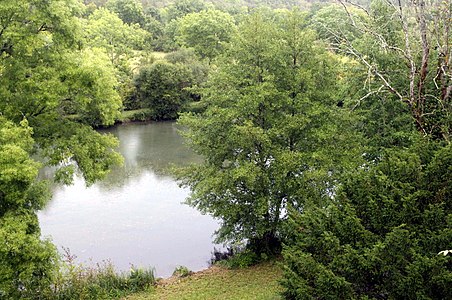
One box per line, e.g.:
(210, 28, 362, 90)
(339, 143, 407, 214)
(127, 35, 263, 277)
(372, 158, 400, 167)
(281, 143, 452, 299)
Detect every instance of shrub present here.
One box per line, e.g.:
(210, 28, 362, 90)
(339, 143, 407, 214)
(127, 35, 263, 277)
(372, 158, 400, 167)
(281, 144, 452, 299)
(46, 249, 155, 299)
(172, 266, 192, 278)
(212, 245, 262, 269)
(133, 61, 192, 120)
(221, 250, 260, 269)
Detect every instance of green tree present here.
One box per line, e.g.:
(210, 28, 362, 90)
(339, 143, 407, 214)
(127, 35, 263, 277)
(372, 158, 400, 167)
(177, 9, 236, 60)
(330, 0, 452, 141)
(160, 0, 208, 23)
(61, 48, 122, 127)
(0, 0, 123, 182)
(281, 3, 452, 297)
(178, 11, 361, 253)
(0, 0, 124, 295)
(84, 8, 148, 67)
(281, 143, 452, 299)
(0, 117, 57, 299)
(133, 60, 193, 120)
(156, 0, 209, 51)
(165, 47, 209, 87)
(106, 0, 146, 26)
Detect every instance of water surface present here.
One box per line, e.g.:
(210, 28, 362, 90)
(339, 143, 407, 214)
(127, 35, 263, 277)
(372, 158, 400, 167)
(38, 122, 219, 277)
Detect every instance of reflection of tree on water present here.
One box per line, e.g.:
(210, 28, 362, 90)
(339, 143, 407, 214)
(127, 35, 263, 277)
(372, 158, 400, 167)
(38, 122, 218, 276)
(38, 122, 201, 196)
(96, 122, 201, 190)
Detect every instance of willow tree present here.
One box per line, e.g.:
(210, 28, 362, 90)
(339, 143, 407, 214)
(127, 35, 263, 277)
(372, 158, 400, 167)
(0, 0, 123, 184)
(178, 10, 361, 253)
(0, 0, 122, 296)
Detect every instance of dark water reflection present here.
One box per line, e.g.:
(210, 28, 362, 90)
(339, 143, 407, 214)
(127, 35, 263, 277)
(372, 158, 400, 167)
(38, 122, 218, 277)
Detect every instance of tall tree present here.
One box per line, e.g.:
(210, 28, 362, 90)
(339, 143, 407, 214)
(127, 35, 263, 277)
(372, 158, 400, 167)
(281, 2, 452, 298)
(160, 0, 208, 23)
(106, 0, 146, 26)
(0, 1, 123, 295)
(176, 9, 236, 60)
(178, 11, 361, 253)
(0, 118, 57, 299)
(133, 60, 193, 120)
(84, 7, 148, 67)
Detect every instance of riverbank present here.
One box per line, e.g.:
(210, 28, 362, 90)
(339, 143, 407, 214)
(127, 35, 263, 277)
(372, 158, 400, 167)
(117, 101, 206, 125)
(124, 261, 282, 300)
(118, 108, 154, 123)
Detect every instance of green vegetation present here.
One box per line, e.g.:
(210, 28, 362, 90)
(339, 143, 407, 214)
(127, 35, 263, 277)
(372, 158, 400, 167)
(119, 109, 154, 123)
(45, 250, 155, 299)
(133, 60, 194, 120)
(172, 265, 193, 277)
(178, 9, 361, 255)
(282, 143, 452, 299)
(127, 261, 282, 300)
(176, 9, 236, 60)
(0, 117, 57, 299)
(1, 0, 451, 298)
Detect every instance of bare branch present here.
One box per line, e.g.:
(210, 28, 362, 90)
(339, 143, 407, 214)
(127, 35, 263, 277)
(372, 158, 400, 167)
(337, 0, 357, 27)
(352, 85, 385, 110)
(341, 0, 370, 16)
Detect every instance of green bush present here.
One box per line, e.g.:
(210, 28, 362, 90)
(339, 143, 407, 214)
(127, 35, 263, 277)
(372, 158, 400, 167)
(172, 266, 192, 278)
(219, 250, 260, 269)
(46, 250, 155, 299)
(281, 143, 452, 299)
(0, 117, 58, 299)
(133, 61, 193, 120)
(120, 109, 154, 123)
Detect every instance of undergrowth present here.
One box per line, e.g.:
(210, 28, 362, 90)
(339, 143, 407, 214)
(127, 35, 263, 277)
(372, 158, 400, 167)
(43, 248, 155, 300)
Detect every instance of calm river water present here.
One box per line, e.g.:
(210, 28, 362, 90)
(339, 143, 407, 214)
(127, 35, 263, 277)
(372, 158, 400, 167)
(38, 122, 219, 277)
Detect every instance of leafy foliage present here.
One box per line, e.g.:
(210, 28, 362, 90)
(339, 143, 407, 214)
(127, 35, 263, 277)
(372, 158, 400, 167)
(172, 265, 192, 277)
(281, 143, 452, 299)
(178, 10, 362, 253)
(106, 0, 147, 26)
(84, 7, 149, 68)
(0, 1, 123, 295)
(0, 0, 123, 184)
(0, 117, 57, 299)
(133, 60, 194, 120)
(61, 48, 122, 126)
(319, 0, 452, 141)
(176, 9, 236, 60)
(46, 250, 155, 299)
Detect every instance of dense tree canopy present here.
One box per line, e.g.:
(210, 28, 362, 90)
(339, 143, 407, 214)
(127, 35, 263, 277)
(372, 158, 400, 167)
(0, 1, 123, 296)
(176, 9, 236, 60)
(282, 143, 452, 299)
(134, 60, 194, 120)
(84, 8, 148, 68)
(178, 10, 361, 252)
(0, 117, 57, 299)
(0, 0, 123, 182)
(280, 1, 452, 298)
(106, 0, 147, 26)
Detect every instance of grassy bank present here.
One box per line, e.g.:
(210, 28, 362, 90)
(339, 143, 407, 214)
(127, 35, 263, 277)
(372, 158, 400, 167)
(119, 108, 153, 123)
(125, 261, 282, 300)
(118, 101, 205, 124)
